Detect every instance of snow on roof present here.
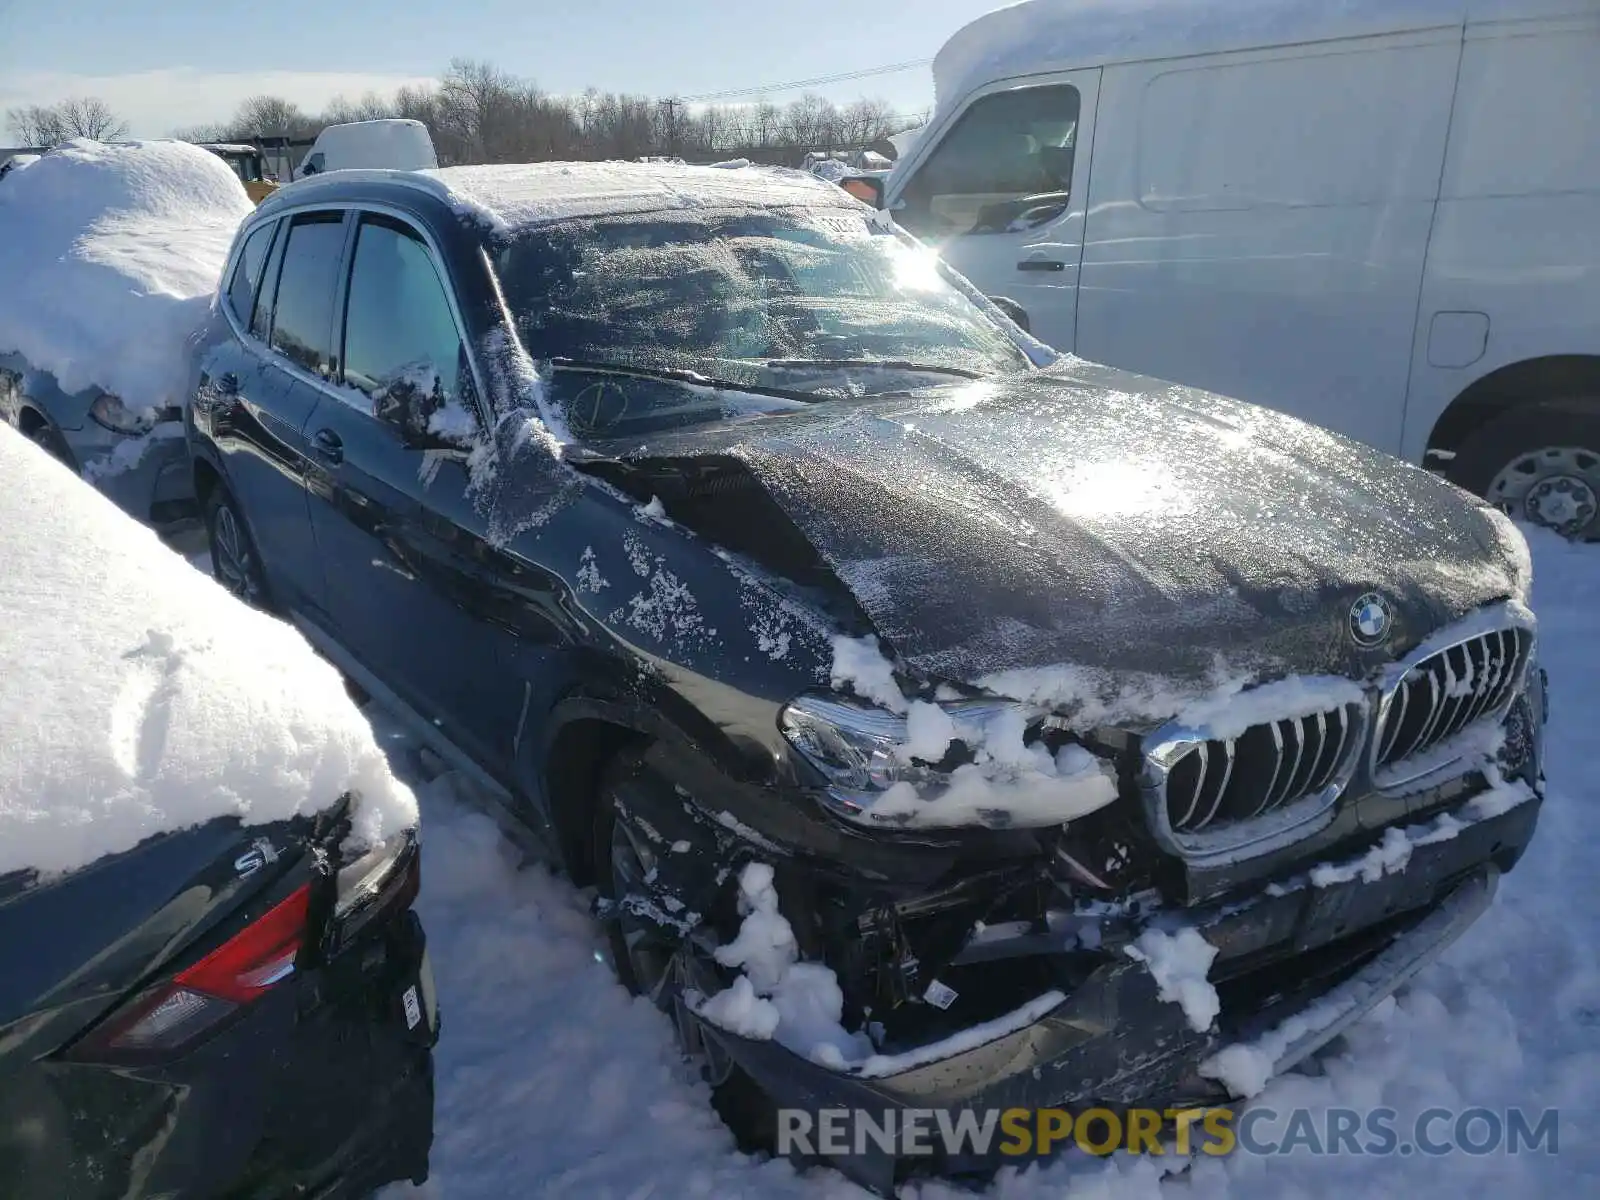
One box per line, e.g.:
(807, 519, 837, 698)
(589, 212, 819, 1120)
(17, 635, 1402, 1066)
(426, 160, 859, 233)
(0, 425, 418, 878)
(0, 139, 252, 406)
(321, 118, 428, 132)
(198, 142, 260, 155)
(933, 0, 1577, 113)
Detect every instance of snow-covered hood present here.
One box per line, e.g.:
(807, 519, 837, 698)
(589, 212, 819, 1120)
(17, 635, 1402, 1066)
(597, 360, 1524, 707)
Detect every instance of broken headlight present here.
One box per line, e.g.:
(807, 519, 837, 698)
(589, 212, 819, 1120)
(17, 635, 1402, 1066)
(88, 393, 163, 436)
(779, 693, 1057, 826)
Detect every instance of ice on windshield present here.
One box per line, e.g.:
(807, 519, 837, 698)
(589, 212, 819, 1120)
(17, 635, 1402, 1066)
(490, 208, 1029, 436)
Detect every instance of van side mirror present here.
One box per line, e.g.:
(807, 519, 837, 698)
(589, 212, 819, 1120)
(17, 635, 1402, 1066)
(987, 296, 1031, 333)
(840, 175, 885, 208)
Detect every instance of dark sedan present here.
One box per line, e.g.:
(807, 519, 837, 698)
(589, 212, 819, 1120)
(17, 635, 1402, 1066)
(0, 424, 437, 1199)
(186, 161, 1544, 1193)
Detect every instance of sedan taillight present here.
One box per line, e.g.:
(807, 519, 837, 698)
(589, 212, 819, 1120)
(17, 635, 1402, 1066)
(67, 883, 311, 1060)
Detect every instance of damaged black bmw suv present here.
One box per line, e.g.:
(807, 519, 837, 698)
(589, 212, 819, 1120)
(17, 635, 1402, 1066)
(188, 162, 1547, 1192)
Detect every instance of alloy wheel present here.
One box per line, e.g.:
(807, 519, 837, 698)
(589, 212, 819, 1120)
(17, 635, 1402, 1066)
(211, 503, 262, 604)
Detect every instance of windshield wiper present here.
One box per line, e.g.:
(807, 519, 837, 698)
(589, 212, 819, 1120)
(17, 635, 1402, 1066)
(546, 358, 820, 405)
(761, 358, 985, 381)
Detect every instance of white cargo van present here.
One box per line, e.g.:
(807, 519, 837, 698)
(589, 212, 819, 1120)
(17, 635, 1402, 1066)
(296, 119, 438, 178)
(875, 0, 1600, 536)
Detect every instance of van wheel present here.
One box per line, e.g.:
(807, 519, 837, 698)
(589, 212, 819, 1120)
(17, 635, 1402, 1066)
(592, 756, 776, 1152)
(1448, 402, 1600, 540)
(205, 484, 271, 608)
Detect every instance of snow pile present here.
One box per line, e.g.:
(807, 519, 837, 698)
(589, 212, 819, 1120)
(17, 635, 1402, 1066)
(0, 139, 251, 408)
(697, 864, 874, 1067)
(0, 427, 417, 878)
(1124, 926, 1221, 1033)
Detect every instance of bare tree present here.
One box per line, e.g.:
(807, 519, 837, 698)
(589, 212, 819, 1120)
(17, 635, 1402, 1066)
(153, 56, 929, 169)
(323, 91, 401, 126)
(59, 97, 129, 140)
(434, 59, 524, 162)
(230, 94, 316, 138)
(6, 97, 127, 145)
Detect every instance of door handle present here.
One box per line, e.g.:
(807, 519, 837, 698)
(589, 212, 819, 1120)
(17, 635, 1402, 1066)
(311, 427, 344, 465)
(1017, 259, 1066, 272)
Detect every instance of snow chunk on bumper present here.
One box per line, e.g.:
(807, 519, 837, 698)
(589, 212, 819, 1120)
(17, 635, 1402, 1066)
(695, 862, 1067, 1077)
(698, 863, 873, 1066)
(1124, 926, 1221, 1033)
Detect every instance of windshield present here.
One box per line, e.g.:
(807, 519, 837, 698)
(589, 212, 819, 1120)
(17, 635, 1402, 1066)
(491, 207, 1030, 437)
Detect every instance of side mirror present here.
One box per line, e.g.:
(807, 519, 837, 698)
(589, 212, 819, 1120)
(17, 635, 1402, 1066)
(840, 175, 885, 208)
(987, 296, 1031, 334)
(373, 379, 473, 451)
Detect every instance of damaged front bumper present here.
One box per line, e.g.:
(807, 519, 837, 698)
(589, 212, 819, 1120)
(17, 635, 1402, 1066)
(684, 789, 1537, 1193)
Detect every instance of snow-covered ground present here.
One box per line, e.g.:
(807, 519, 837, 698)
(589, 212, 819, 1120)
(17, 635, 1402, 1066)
(372, 526, 1599, 1197)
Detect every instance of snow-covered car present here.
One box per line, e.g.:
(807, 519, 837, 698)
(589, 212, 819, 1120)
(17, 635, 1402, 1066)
(0, 422, 436, 1198)
(187, 161, 1546, 1193)
(295, 119, 438, 178)
(0, 153, 40, 181)
(0, 139, 251, 526)
(807, 157, 854, 182)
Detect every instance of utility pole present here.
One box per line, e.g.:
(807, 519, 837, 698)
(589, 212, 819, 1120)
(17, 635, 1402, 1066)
(660, 97, 680, 157)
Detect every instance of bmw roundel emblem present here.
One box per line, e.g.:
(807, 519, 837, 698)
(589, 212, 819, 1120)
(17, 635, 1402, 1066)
(1348, 592, 1394, 648)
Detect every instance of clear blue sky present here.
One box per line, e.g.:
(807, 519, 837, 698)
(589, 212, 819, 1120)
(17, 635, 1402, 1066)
(0, 0, 1007, 137)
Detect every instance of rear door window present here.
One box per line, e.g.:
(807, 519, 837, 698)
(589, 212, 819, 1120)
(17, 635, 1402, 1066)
(267, 211, 347, 378)
(225, 220, 277, 328)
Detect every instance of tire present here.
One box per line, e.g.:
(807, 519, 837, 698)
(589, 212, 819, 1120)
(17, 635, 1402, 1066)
(26, 419, 73, 468)
(1448, 401, 1600, 540)
(592, 756, 776, 1152)
(205, 483, 271, 608)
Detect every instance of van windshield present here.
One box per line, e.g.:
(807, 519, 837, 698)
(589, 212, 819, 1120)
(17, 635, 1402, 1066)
(490, 207, 1030, 437)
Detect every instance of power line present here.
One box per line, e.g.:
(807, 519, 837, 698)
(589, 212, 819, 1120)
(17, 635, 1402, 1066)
(680, 58, 933, 103)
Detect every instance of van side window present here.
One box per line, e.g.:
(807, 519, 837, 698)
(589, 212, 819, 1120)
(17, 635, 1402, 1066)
(268, 212, 347, 378)
(225, 220, 277, 328)
(898, 85, 1080, 239)
(341, 214, 467, 438)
